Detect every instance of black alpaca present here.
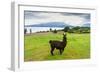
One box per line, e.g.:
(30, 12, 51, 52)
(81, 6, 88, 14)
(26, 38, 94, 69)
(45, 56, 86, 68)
(49, 33, 67, 55)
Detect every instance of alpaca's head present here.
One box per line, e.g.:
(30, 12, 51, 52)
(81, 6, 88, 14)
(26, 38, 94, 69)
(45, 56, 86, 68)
(63, 33, 66, 37)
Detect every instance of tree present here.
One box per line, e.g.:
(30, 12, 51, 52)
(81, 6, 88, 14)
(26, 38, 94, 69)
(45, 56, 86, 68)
(63, 26, 69, 32)
(24, 29, 27, 34)
(50, 28, 52, 32)
(68, 29, 74, 33)
(73, 26, 80, 30)
(30, 29, 32, 34)
(53, 29, 57, 33)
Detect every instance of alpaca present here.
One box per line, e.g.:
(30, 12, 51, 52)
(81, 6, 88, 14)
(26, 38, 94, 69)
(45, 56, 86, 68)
(49, 33, 67, 55)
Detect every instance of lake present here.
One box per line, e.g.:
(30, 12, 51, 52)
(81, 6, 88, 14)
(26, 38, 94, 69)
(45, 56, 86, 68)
(24, 27, 64, 33)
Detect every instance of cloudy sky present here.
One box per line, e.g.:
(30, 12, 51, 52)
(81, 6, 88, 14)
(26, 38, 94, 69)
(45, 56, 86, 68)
(24, 11, 90, 26)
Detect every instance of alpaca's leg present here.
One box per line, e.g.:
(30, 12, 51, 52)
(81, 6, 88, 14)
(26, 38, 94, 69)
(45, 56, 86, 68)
(59, 49, 62, 55)
(62, 49, 64, 54)
(51, 48, 55, 55)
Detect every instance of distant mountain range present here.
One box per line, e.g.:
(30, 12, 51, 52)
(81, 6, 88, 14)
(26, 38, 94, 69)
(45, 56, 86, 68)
(25, 22, 90, 27)
(25, 22, 71, 27)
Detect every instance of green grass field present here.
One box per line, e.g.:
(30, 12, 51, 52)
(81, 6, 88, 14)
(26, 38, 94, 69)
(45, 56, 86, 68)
(24, 32, 90, 62)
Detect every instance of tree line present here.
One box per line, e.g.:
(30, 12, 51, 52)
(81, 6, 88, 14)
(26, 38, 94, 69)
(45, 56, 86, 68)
(63, 26, 90, 33)
(50, 26, 90, 34)
(24, 26, 90, 34)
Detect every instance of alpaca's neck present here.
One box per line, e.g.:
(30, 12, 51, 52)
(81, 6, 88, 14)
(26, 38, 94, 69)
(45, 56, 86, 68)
(63, 37, 67, 43)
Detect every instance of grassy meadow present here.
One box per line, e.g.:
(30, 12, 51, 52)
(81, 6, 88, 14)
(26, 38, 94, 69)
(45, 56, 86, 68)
(24, 32, 90, 62)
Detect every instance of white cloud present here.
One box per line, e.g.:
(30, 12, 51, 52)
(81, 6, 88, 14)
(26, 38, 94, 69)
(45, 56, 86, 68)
(25, 12, 90, 26)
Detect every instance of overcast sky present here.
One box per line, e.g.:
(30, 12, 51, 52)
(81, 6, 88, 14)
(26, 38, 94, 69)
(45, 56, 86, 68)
(24, 11, 90, 26)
